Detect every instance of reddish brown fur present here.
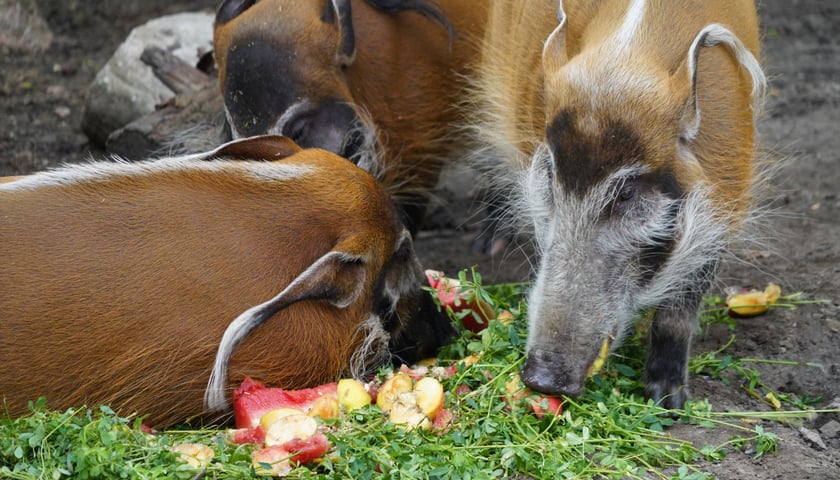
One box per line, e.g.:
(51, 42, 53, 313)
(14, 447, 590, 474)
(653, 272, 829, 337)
(213, 0, 489, 214)
(0, 141, 410, 428)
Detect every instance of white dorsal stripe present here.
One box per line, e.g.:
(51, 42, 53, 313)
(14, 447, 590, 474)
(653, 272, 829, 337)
(613, 0, 647, 49)
(0, 156, 315, 192)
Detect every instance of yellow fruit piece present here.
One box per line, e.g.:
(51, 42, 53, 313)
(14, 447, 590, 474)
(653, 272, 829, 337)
(727, 283, 781, 317)
(388, 392, 432, 430)
(460, 353, 481, 368)
(376, 373, 413, 413)
(263, 413, 318, 447)
(171, 443, 214, 469)
(586, 337, 611, 377)
(764, 283, 782, 304)
(415, 357, 438, 367)
(497, 310, 515, 326)
(505, 373, 522, 395)
(337, 378, 371, 412)
(308, 394, 340, 419)
(765, 392, 782, 410)
(414, 377, 444, 419)
(259, 408, 306, 430)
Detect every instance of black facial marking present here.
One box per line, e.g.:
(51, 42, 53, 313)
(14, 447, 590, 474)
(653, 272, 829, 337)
(637, 168, 684, 283)
(546, 111, 647, 196)
(223, 36, 303, 137)
(370, 241, 455, 365)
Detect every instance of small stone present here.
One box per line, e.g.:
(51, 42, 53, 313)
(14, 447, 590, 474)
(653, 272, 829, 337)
(46, 85, 66, 96)
(798, 426, 827, 450)
(54, 106, 71, 119)
(0, 0, 53, 53)
(818, 420, 840, 439)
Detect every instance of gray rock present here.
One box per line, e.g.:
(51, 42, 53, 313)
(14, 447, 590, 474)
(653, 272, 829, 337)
(798, 426, 828, 451)
(819, 420, 840, 439)
(0, 0, 53, 53)
(81, 11, 214, 146)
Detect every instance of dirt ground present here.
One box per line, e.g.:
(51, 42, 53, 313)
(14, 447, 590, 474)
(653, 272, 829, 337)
(1, 0, 838, 477)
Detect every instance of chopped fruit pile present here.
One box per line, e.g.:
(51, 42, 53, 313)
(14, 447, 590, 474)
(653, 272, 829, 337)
(725, 283, 782, 317)
(173, 271, 563, 476)
(376, 374, 447, 430)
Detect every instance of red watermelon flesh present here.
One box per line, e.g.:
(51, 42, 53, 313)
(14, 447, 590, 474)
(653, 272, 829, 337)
(230, 425, 266, 445)
(233, 377, 338, 429)
(425, 270, 495, 333)
(283, 433, 330, 465)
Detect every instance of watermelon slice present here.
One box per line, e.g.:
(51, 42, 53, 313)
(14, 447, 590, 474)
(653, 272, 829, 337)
(233, 377, 338, 429)
(251, 433, 331, 474)
(229, 425, 266, 445)
(282, 433, 330, 465)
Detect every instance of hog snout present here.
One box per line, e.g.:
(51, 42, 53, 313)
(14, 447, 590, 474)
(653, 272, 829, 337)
(521, 348, 584, 397)
(282, 102, 364, 161)
(388, 288, 456, 366)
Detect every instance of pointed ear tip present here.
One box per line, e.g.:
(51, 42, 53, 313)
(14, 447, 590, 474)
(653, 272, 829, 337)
(207, 135, 303, 162)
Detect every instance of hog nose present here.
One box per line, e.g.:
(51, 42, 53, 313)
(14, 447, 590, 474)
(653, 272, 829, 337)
(282, 102, 361, 160)
(521, 353, 584, 397)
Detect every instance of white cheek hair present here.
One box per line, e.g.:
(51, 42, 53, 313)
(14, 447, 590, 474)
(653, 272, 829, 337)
(348, 313, 391, 380)
(343, 104, 382, 179)
(638, 186, 727, 309)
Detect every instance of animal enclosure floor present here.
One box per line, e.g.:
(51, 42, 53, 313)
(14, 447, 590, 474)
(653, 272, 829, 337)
(1, 0, 838, 477)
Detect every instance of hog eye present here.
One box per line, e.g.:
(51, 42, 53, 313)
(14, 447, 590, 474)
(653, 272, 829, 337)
(610, 180, 640, 215)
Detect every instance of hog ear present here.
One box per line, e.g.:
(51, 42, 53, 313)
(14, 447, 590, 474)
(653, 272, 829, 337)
(200, 135, 302, 162)
(541, 1, 569, 74)
(216, 0, 256, 25)
(205, 250, 368, 411)
(675, 23, 765, 145)
(326, 0, 356, 66)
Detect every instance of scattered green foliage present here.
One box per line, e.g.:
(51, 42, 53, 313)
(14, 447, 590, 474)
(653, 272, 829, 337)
(1, 270, 833, 479)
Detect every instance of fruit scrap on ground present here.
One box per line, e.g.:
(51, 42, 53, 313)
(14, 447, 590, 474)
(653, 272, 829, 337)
(376, 373, 447, 430)
(171, 442, 214, 469)
(232, 377, 339, 429)
(505, 373, 564, 419)
(725, 283, 782, 317)
(425, 269, 496, 333)
(229, 377, 344, 475)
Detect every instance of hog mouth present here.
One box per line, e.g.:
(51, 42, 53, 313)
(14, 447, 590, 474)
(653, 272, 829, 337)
(521, 336, 614, 397)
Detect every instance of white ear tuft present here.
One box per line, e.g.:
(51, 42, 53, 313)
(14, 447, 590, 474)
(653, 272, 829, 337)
(541, 1, 569, 73)
(682, 23, 766, 143)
